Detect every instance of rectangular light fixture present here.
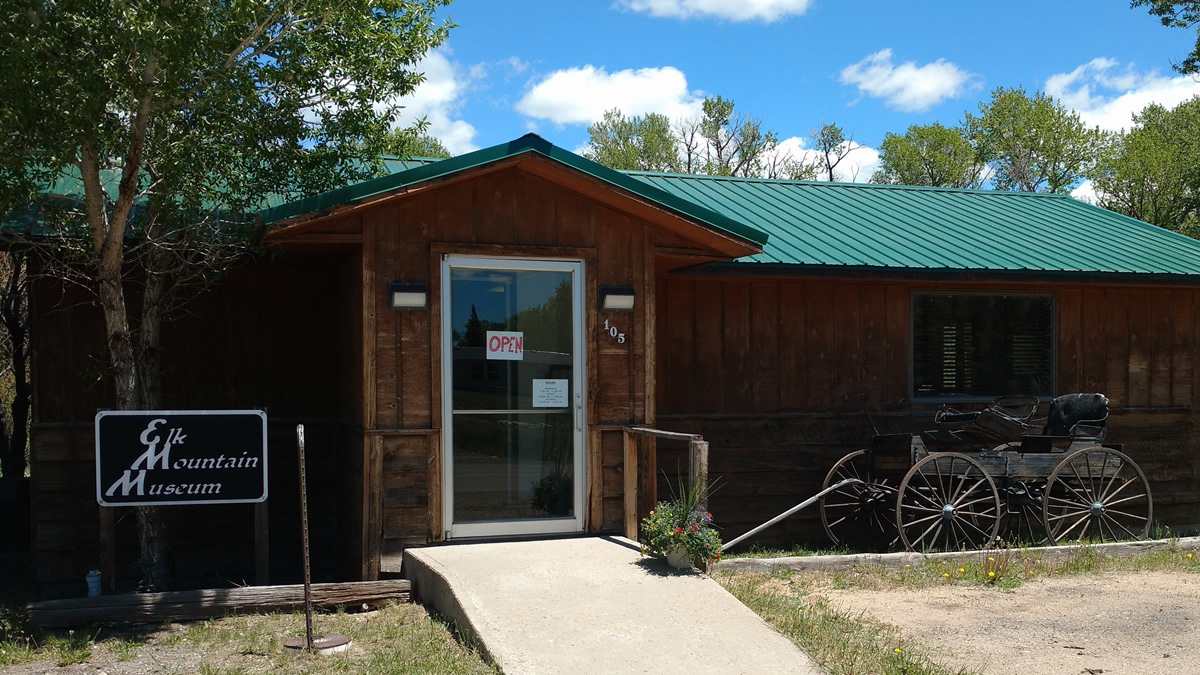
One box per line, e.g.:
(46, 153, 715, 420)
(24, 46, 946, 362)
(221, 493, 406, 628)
(599, 286, 635, 312)
(388, 282, 428, 310)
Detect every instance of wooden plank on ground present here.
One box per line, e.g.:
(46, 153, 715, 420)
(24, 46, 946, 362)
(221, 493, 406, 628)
(27, 580, 411, 628)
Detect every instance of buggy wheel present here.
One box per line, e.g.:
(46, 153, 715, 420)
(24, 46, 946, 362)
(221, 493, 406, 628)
(820, 450, 898, 549)
(897, 452, 1001, 552)
(1043, 447, 1152, 544)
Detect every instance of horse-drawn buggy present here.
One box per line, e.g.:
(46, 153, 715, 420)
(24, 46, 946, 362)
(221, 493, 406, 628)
(819, 393, 1153, 552)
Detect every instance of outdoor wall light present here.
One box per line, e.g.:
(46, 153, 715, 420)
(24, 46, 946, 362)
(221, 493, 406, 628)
(388, 282, 428, 310)
(599, 286, 635, 312)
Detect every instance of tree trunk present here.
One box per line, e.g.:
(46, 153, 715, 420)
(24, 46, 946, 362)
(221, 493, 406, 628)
(135, 216, 173, 592)
(1, 252, 30, 479)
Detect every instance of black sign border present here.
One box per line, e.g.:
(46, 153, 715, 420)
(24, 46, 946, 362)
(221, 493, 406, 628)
(94, 409, 269, 507)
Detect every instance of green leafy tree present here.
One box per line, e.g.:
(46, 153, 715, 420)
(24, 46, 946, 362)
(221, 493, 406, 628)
(583, 97, 790, 178)
(964, 87, 1106, 194)
(0, 0, 452, 589)
(583, 109, 678, 172)
(1133, 1, 1200, 74)
(683, 95, 780, 177)
(807, 123, 859, 182)
(412, 133, 454, 159)
(1089, 96, 1200, 236)
(872, 123, 985, 189)
(387, 129, 453, 159)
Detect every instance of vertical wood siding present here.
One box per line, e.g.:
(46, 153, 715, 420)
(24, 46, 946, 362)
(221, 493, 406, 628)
(364, 166, 658, 555)
(656, 276, 1200, 546)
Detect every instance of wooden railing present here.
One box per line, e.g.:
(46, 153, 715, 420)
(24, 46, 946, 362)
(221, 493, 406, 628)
(621, 426, 709, 541)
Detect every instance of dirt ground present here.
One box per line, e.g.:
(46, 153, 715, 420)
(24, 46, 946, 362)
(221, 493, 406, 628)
(823, 570, 1200, 675)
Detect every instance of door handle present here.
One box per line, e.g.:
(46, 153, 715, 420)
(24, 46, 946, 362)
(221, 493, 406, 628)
(575, 391, 583, 432)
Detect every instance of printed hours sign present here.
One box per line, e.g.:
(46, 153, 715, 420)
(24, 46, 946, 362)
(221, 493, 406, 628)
(95, 410, 268, 506)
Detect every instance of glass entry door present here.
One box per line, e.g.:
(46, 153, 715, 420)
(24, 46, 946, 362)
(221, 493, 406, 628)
(441, 256, 585, 538)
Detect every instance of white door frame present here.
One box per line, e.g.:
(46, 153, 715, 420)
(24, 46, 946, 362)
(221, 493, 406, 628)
(440, 255, 587, 539)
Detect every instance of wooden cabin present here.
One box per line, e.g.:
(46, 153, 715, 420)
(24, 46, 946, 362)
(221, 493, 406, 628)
(27, 134, 1200, 596)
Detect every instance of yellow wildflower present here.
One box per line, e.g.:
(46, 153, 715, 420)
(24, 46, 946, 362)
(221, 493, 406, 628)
(958, 567, 965, 574)
(987, 557, 995, 562)
(894, 648, 902, 654)
(942, 573, 950, 578)
(988, 571, 995, 578)
(904, 564, 910, 569)
(1188, 553, 1193, 559)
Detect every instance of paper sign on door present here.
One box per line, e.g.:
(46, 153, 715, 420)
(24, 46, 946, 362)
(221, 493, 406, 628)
(486, 331, 524, 360)
(533, 379, 569, 408)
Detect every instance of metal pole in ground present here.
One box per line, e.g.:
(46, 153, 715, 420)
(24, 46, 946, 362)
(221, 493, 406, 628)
(282, 424, 350, 656)
(297, 424, 314, 651)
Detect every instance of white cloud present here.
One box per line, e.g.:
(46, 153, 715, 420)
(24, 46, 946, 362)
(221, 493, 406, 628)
(1045, 58, 1200, 131)
(391, 50, 479, 155)
(840, 49, 975, 113)
(515, 65, 702, 126)
(1071, 180, 1097, 204)
(615, 0, 812, 22)
(771, 136, 880, 183)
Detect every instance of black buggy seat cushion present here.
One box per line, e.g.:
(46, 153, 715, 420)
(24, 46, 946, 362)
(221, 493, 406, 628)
(1044, 393, 1109, 436)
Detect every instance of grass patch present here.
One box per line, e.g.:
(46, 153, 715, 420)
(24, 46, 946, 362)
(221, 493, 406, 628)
(812, 542, 1200, 593)
(107, 635, 145, 661)
(0, 605, 36, 666)
(717, 568, 978, 675)
(724, 543, 856, 559)
(0, 601, 497, 674)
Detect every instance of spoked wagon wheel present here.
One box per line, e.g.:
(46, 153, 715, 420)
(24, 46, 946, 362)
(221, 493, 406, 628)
(896, 452, 1001, 552)
(820, 450, 898, 549)
(1043, 447, 1152, 544)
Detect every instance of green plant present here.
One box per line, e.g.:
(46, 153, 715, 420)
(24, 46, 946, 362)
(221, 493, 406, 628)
(531, 471, 573, 517)
(109, 636, 144, 661)
(640, 474, 722, 566)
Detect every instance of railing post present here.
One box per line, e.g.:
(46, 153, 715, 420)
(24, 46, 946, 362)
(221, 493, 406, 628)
(623, 429, 639, 540)
(689, 439, 709, 512)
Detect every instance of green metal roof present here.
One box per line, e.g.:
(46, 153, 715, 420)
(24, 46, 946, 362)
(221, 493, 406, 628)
(261, 134, 770, 247)
(627, 172, 1200, 278)
(2, 157, 442, 236)
(257, 134, 1200, 279)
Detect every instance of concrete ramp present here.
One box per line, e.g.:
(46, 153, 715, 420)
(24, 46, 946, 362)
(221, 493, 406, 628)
(404, 536, 824, 675)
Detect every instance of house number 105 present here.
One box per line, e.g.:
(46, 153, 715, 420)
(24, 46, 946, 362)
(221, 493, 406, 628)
(602, 319, 626, 344)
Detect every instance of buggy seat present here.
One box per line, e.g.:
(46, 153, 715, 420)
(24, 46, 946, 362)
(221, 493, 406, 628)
(1043, 392, 1109, 439)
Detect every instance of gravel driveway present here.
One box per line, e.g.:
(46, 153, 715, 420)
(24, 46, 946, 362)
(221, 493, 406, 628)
(824, 569, 1199, 675)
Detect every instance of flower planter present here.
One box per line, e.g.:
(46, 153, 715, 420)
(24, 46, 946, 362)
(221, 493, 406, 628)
(665, 545, 694, 570)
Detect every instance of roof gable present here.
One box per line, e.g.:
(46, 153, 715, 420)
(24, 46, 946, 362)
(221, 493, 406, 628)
(262, 134, 769, 253)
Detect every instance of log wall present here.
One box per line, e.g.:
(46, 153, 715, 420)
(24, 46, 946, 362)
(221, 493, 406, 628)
(656, 275, 1200, 548)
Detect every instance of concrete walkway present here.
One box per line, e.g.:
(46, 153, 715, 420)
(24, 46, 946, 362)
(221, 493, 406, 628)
(405, 536, 824, 675)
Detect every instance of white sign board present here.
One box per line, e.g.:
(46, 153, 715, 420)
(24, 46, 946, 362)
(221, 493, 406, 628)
(532, 379, 569, 408)
(486, 331, 524, 360)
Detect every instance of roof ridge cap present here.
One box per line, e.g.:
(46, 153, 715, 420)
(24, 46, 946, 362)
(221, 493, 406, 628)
(624, 171, 1074, 198)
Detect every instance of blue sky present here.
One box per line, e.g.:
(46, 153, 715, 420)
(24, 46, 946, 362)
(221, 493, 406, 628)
(396, 0, 1200, 192)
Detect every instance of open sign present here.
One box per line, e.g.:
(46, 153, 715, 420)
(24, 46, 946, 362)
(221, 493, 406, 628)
(486, 331, 524, 360)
